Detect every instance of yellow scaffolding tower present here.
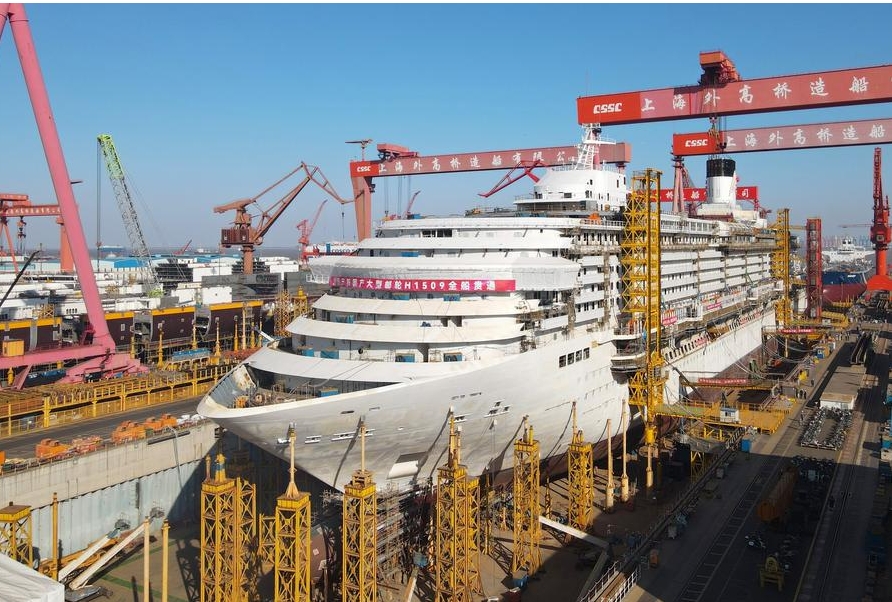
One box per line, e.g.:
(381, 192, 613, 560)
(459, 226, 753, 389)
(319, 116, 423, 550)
(434, 414, 481, 602)
(567, 402, 594, 531)
(275, 287, 309, 337)
(771, 208, 792, 328)
(228, 447, 259, 601)
(512, 419, 541, 576)
(342, 423, 377, 602)
(622, 169, 666, 493)
(0, 504, 32, 567)
(275, 424, 312, 602)
(200, 454, 237, 602)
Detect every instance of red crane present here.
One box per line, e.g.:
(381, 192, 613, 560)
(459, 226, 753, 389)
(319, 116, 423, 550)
(403, 190, 421, 218)
(870, 148, 890, 278)
(297, 200, 327, 262)
(0, 4, 144, 387)
(349, 142, 631, 240)
(214, 162, 349, 274)
(577, 53, 892, 126)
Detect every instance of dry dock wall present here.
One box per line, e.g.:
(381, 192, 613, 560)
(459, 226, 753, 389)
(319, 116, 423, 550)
(0, 422, 216, 561)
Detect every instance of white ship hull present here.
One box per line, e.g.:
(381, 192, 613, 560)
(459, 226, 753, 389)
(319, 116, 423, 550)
(199, 308, 772, 490)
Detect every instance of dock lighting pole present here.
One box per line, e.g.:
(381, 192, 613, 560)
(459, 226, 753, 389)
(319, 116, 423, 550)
(621, 409, 629, 503)
(51, 492, 58, 580)
(162, 519, 169, 602)
(606, 419, 615, 512)
(143, 516, 150, 602)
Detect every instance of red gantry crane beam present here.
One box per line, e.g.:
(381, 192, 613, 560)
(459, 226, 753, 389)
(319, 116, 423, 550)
(349, 142, 631, 240)
(577, 55, 892, 126)
(671, 117, 892, 156)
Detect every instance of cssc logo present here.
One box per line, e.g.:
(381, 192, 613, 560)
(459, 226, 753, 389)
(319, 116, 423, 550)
(684, 139, 710, 147)
(355, 165, 373, 173)
(592, 102, 623, 114)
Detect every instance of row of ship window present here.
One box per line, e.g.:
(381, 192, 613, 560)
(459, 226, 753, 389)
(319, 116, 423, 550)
(559, 347, 591, 368)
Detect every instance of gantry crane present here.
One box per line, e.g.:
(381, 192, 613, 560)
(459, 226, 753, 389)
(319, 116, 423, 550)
(97, 134, 161, 293)
(214, 162, 350, 274)
(296, 200, 327, 263)
(349, 142, 631, 240)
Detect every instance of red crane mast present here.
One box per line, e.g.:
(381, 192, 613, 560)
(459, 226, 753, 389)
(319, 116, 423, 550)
(871, 147, 890, 278)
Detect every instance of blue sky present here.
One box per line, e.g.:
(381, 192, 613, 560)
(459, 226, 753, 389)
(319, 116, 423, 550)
(1, 3, 890, 253)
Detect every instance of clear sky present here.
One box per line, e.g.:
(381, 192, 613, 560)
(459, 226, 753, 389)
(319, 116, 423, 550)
(1, 2, 890, 254)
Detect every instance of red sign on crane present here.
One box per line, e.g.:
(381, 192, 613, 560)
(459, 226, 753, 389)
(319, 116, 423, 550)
(672, 117, 892, 156)
(577, 64, 892, 125)
(349, 142, 632, 240)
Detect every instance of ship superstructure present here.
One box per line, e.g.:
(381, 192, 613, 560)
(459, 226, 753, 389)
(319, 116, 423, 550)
(198, 127, 779, 491)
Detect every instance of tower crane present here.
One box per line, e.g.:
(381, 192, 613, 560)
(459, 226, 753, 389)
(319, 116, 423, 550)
(214, 162, 350, 274)
(296, 200, 327, 263)
(97, 134, 161, 293)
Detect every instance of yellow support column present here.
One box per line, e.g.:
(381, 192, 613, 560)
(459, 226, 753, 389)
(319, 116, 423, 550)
(275, 424, 312, 602)
(434, 415, 481, 602)
(342, 423, 377, 602)
(0, 503, 33, 567)
(512, 419, 541, 577)
(200, 455, 237, 602)
(605, 418, 615, 512)
(567, 402, 593, 531)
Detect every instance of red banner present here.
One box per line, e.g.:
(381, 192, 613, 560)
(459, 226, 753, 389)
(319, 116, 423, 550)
(659, 186, 759, 202)
(329, 277, 516, 293)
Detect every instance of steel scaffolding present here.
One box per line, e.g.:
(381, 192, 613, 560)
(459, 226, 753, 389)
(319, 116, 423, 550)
(342, 423, 377, 602)
(567, 402, 594, 531)
(275, 425, 312, 602)
(0, 503, 32, 567)
(623, 169, 665, 493)
(200, 454, 237, 602)
(434, 415, 481, 602)
(772, 208, 792, 327)
(512, 419, 541, 576)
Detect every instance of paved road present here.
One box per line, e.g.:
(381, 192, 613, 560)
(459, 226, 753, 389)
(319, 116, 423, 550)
(0, 397, 204, 460)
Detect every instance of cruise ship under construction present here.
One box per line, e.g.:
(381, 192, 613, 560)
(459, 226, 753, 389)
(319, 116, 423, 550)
(2, 8, 892, 600)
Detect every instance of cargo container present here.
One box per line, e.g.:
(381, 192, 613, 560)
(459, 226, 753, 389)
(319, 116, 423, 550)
(758, 465, 797, 524)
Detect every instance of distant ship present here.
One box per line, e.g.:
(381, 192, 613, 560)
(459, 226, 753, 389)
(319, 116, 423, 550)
(822, 267, 869, 305)
(199, 126, 780, 492)
(822, 237, 873, 265)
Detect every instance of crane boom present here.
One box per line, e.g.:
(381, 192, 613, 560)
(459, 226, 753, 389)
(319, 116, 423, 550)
(215, 162, 349, 274)
(97, 134, 160, 291)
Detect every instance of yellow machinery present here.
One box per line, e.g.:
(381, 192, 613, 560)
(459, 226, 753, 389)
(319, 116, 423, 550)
(434, 414, 481, 602)
(274, 425, 312, 602)
(759, 555, 784, 591)
(342, 423, 377, 602)
(512, 418, 541, 576)
(621, 168, 666, 493)
(567, 401, 594, 530)
(771, 208, 793, 328)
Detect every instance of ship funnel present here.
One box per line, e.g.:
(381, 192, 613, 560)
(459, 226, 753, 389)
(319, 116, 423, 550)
(705, 158, 737, 207)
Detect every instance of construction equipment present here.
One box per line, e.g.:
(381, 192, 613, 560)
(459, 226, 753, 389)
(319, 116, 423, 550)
(97, 134, 161, 293)
(174, 239, 192, 255)
(870, 147, 890, 279)
(214, 162, 350, 274)
(349, 142, 630, 240)
(296, 200, 327, 263)
(404, 189, 421, 218)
